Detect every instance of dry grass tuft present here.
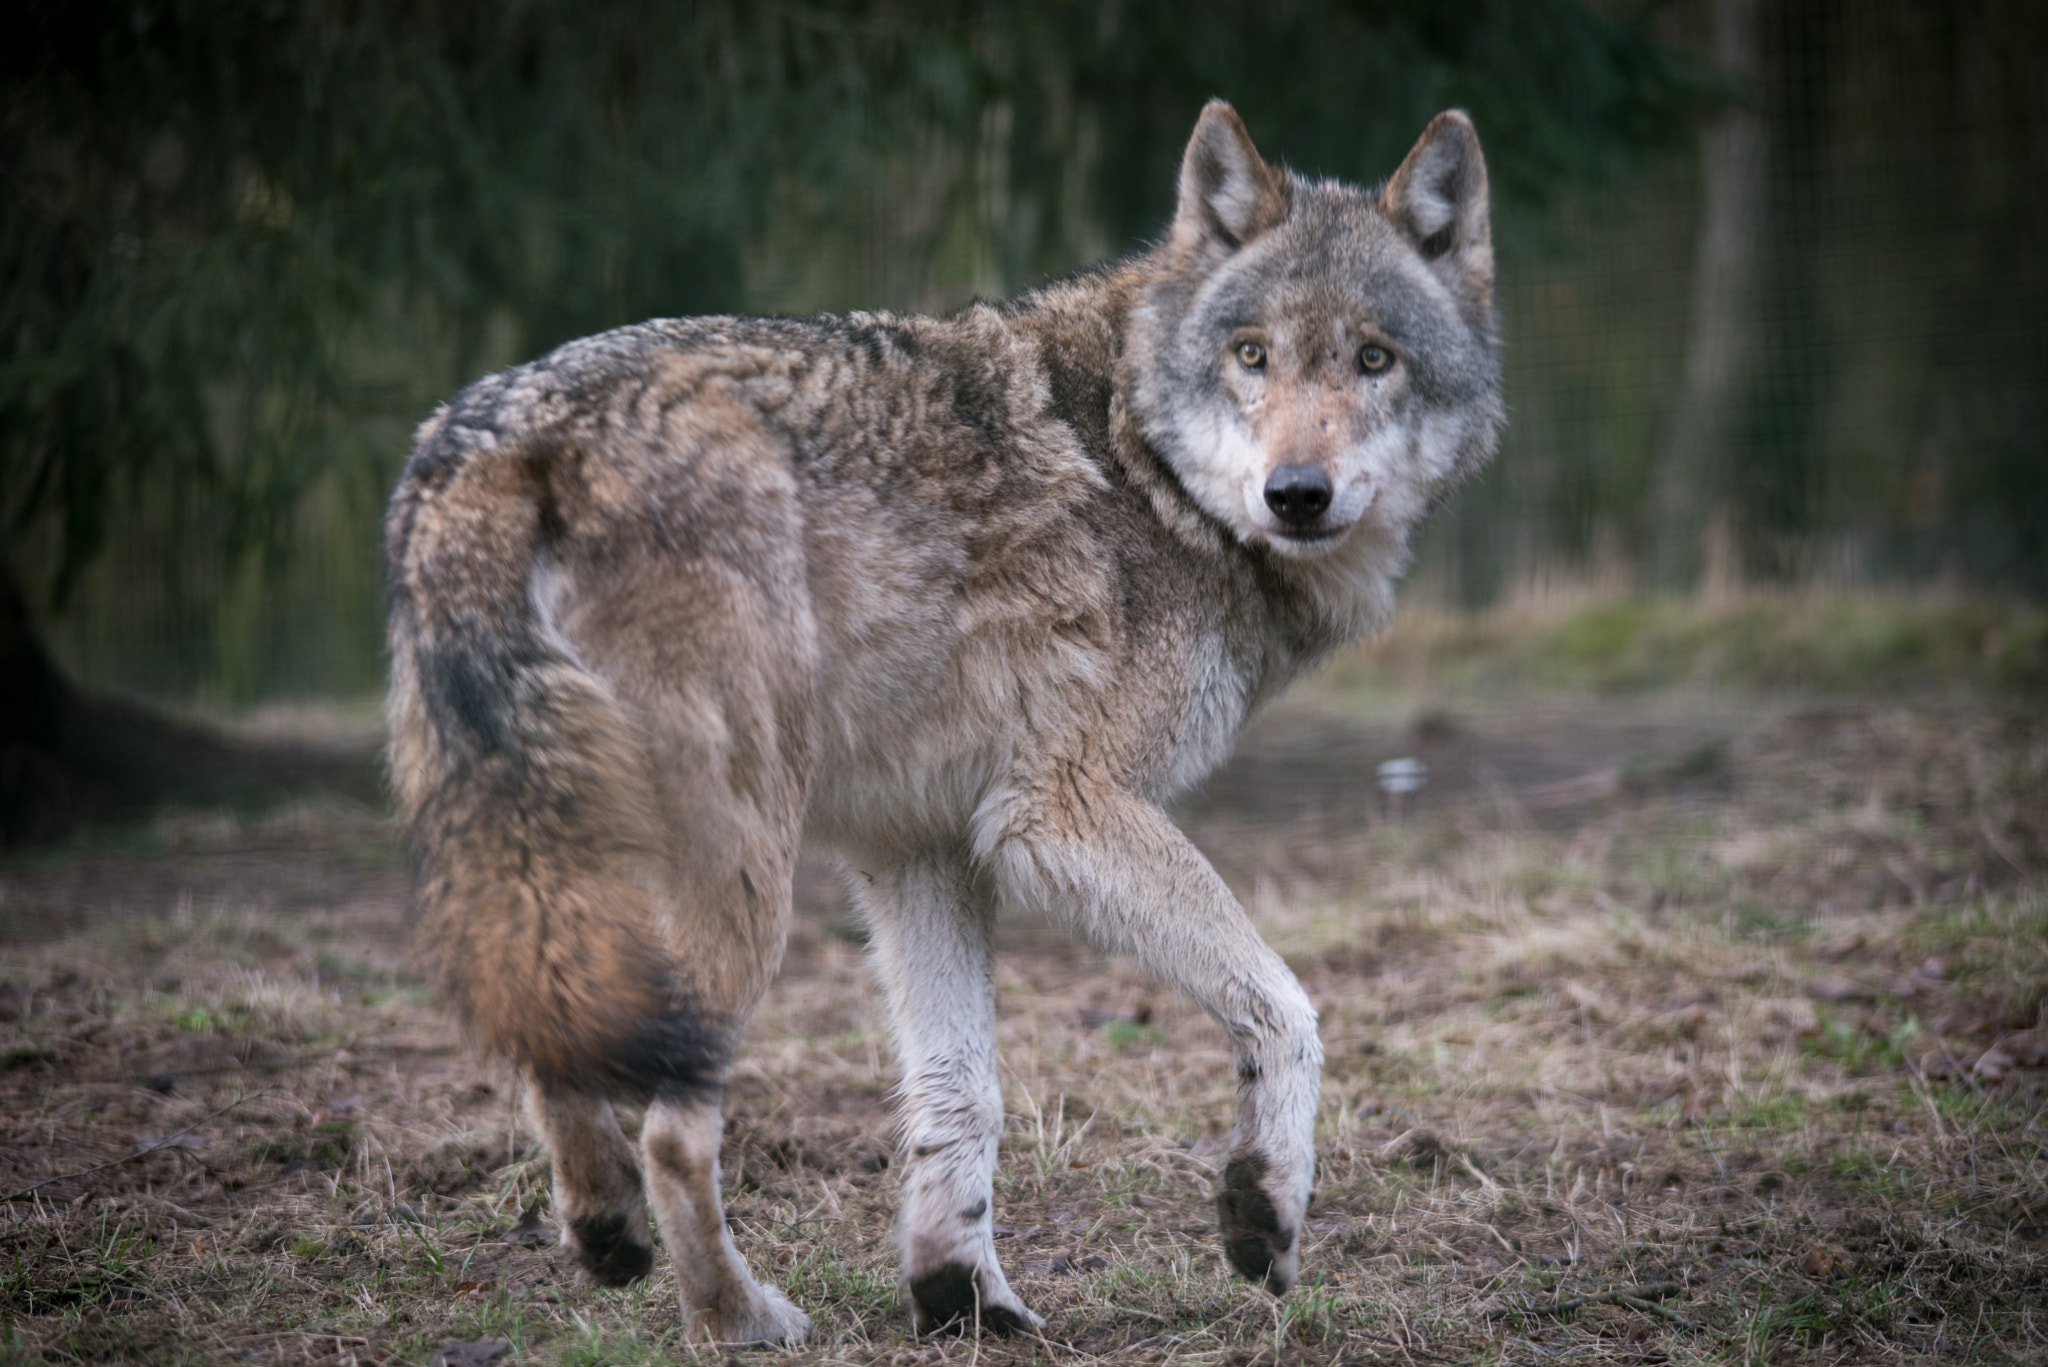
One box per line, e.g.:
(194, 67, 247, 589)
(3, 628, 2045, 1365)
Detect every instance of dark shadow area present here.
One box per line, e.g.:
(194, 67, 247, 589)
(0, 555, 380, 847)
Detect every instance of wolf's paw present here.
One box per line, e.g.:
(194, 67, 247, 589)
(730, 1284, 814, 1346)
(1217, 1154, 1300, 1294)
(565, 1211, 655, 1286)
(909, 1263, 1043, 1337)
(685, 1283, 813, 1346)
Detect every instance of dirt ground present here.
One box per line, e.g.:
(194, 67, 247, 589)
(2, 662, 2044, 1366)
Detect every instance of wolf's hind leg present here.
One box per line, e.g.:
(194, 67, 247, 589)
(641, 1095, 812, 1345)
(523, 1081, 655, 1285)
(857, 855, 1040, 1336)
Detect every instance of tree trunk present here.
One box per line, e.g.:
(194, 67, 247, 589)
(0, 543, 83, 843)
(0, 549, 380, 845)
(1651, 0, 1766, 590)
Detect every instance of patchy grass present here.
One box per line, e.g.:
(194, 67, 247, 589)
(3, 614, 2046, 1365)
(1346, 587, 2048, 698)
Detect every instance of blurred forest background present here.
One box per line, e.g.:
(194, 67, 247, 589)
(3, 0, 2044, 708)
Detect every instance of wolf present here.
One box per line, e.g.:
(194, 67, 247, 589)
(384, 100, 1500, 1343)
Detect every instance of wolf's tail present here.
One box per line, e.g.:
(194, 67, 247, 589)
(384, 416, 722, 1099)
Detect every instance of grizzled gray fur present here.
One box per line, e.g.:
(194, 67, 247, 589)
(385, 101, 1501, 1343)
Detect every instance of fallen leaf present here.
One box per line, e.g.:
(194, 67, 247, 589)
(1564, 980, 1614, 1023)
(1999, 1030, 2047, 1067)
(428, 1338, 509, 1367)
(503, 1200, 552, 1248)
(1378, 1128, 1457, 1168)
(1806, 977, 1871, 1003)
(1076, 1004, 1151, 1030)
(1910, 1041, 1976, 1079)
(131, 1132, 207, 1157)
(1819, 935, 1866, 962)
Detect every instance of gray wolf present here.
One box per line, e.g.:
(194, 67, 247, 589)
(384, 100, 1500, 1343)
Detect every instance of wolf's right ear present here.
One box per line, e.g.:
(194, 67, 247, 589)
(1172, 100, 1287, 257)
(1381, 111, 1493, 303)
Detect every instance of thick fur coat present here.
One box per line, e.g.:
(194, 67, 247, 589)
(385, 102, 1502, 1343)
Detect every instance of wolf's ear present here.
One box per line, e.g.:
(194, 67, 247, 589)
(1381, 111, 1493, 300)
(1172, 100, 1287, 256)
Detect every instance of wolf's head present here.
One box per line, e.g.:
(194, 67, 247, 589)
(1128, 102, 1503, 565)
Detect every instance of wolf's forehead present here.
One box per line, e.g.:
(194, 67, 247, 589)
(1231, 221, 1443, 337)
(1203, 214, 1389, 319)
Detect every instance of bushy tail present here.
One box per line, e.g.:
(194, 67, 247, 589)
(384, 425, 722, 1098)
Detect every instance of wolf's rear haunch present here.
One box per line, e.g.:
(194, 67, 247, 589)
(386, 100, 1501, 1345)
(387, 433, 731, 1099)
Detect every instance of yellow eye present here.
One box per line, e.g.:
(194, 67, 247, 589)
(1360, 343, 1392, 373)
(1236, 340, 1267, 371)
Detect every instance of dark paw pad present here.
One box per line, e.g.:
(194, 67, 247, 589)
(909, 1264, 1028, 1336)
(567, 1212, 654, 1286)
(1217, 1154, 1294, 1293)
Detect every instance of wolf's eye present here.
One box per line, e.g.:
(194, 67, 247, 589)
(1236, 341, 1267, 371)
(1359, 343, 1393, 373)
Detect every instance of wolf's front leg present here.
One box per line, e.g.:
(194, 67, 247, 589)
(853, 855, 1041, 1335)
(978, 781, 1323, 1294)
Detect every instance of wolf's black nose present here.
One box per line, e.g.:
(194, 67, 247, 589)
(1263, 465, 1332, 526)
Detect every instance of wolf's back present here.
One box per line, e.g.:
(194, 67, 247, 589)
(384, 393, 724, 1099)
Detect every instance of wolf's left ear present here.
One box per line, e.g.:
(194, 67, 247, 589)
(1381, 111, 1493, 301)
(1172, 100, 1288, 257)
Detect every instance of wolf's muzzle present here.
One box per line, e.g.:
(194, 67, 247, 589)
(1263, 464, 1333, 527)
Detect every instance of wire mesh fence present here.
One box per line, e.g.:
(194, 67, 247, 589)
(1419, 0, 2048, 607)
(12, 0, 2044, 704)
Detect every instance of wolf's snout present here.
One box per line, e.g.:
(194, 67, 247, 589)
(1263, 465, 1332, 526)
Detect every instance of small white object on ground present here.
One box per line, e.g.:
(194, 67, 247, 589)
(1377, 757, 1428, 795)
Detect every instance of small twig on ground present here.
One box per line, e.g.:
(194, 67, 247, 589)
(1389, 1301, 1427, 1367)
(1693, 1120, 1727, 1184)
(1349, 1330, 1462, 1363)
(1487, 1281, 1683, 1321)
(1616, 1293, 1695, 1328)
(0, 1092, 266, 1204)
